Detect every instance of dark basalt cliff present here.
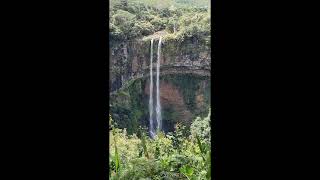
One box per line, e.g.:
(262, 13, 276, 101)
(110, 36, 211, 134)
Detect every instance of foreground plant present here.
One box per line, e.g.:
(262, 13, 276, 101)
(109, 108, 212, 179)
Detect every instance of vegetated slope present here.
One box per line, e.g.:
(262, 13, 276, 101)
(110, 0, 210, 44)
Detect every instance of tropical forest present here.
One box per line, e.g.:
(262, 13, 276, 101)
(109, 0, 212, 179)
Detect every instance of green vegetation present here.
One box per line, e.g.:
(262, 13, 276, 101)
(110, 0, 210, 44)
(109, 1, 212, 179)
(109, 108, 211, 179)
(110, 79, 148, 135)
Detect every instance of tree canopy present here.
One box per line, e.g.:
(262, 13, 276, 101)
(109, 0, 211, 43)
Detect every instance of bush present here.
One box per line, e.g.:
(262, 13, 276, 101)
(109, 108, 212, 179)
(190, 108, 211, 144)
(132, 21, 155, 36)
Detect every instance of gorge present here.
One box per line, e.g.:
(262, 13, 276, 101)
(109, 0, 211, 135)
(110, 34, 211, 135)
(109, 1, 212, 179)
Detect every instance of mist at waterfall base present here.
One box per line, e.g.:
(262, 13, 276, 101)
(149, 37, 162, 138)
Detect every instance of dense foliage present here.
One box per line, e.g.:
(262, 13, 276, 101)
(110, 79, 147, 135)
(110, 0, 210, 44)
(109, 108, 211, 179)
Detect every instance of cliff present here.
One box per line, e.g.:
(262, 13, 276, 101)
(110, 35, 211, 134)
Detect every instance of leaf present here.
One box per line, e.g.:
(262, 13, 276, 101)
(196, 135, 207, 161)
(185, 165, 194, 176)
(206, 152, 211, 179)
(114, 134, 121, 174)
(196, 135, 203, 153)
(179, 165, 194, 179)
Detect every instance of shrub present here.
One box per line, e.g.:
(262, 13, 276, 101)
(109, 108, 212, 179)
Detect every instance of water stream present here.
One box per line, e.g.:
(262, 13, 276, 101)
(149, 37, 163, 137)
(149, 39, 155, 138)
(156, 37, 162, 132)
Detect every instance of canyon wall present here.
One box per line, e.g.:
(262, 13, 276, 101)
(110, 37, 211, 134)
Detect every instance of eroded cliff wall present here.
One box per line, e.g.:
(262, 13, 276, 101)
(110, 37, 211, 134)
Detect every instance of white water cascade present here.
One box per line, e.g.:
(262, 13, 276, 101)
(156, 37, 162, 131)
(149, 37, 163, 138)
(149, 39, 155, 138)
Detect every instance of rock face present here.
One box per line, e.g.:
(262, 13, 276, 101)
(110, 38, 211, 93)
(144, 80, 192, 128)
(110, 37, 211, 133)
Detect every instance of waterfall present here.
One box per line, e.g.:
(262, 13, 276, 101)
(149, 39, 155, 138)
(156, 37, 162, 131)
(149, 37, 163, 138)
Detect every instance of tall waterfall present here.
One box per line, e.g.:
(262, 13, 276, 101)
(149, 39, 155, 138)
(156, 37, 162, 131)
(149, 37, 162, 138)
